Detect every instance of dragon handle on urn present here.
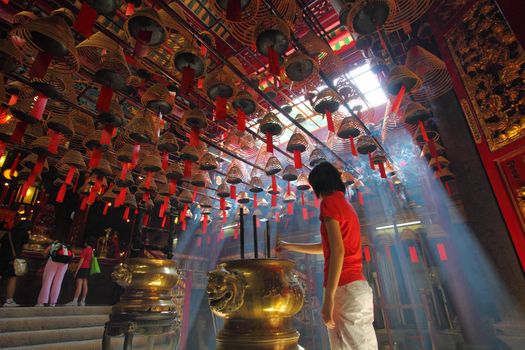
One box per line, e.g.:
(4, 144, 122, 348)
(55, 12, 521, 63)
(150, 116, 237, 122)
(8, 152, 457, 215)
(207, 266, 247, 317)
(112, 263, 133, 288)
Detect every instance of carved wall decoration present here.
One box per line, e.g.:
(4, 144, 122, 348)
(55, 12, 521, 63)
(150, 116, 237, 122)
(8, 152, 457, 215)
(445, 0, 525, 152)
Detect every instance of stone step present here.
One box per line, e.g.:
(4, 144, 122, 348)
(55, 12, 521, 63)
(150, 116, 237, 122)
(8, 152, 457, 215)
(0, 326, 105, 348)
(0, 306, 111, 318)
(0, 314, 109, 332)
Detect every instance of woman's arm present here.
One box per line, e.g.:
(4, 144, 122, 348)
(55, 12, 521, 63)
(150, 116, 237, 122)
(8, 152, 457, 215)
(75, 258, 84, 276)
(322, 218, 345, 328)
(277, 241, 323, 255)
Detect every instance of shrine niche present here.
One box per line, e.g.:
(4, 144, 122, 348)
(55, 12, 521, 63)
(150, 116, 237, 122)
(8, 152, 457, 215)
(445, 0, 525, 151)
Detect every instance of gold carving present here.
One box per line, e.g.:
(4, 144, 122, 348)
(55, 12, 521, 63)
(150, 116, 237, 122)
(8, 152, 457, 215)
(445, 0, 525, 152)
(460, 99, 482, 144)
(207, 266, 247, 317)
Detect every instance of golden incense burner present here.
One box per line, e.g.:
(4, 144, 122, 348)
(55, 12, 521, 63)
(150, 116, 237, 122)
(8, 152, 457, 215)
(208, 258, 305, 350)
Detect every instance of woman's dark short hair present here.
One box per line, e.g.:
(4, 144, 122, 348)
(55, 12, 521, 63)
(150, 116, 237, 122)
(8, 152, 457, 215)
(308, 162, 346, 198)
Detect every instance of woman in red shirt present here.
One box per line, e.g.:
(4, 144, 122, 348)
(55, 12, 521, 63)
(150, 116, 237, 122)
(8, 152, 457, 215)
(278, 162, 378, 349)
(66, 237, 95, 306)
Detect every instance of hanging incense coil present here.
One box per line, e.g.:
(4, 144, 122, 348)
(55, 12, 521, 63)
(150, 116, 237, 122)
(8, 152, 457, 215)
(10, 8, 80, 77)
(384, 65, 422, 95)
(138, 177, 157, 193)
(296, 173, 310, 191)
(344, 0, 396, 34)
(83, 130, 110, 152)
(414, 125, 439, 144)
(172, 45, 206, 94)
(0, 38, 23, 74)
(287, 131, 308, 168)
(199, 195, 213, 209)
(254, 16, 290, 75)
(283, 191, 296, 203)
(383, 0, 432, 33)
(355, 135, 377, 154)
(125, 112, 155, 144)
(264, 156, 283, 176)
(204, 68, 236, 121)
(369, 57, 388, 75)
(336, 78, 361, 103)
(12, 11, 37, 25)
(125, 7, 167, 50)
(97, 98, 124, 127)
(157, 181, 170, 197)
(0, 120, 20, 143)
(249, 176, 264, 193)
(435, 167, 454, 182)
(116, 143, 135, 163)
(284, 51, 318, 84)
(92, 157, 113, 177)
(216, 182, 230, 198)
(158, 131, 179, 153)
(166, 162, 184, 180)
(20, 154, 49, 173)
(123, 189, 137, 209)
(237, 191, 250, 204)
(116, 169, 134, 187)
(182, 108, 208, 130)
(10, 95, 44, 124)
(76, 31, 121, 64)
(226, 164, 244, 184)
(141, 153, 162, 172)
(60, 150, 86, 170)
(30, 136, 57, 155)
(232, 91, 257, 116)
(17, 167, 42, 183)
(420, 142, 444, 160)
(199, 152, 218, 171)
(337, 117, 361, 139)
(94, 47, 130, 110)
(309, 148, 327, 167)
(46, 113, 74, 138)
(178, 189, 193, 204)
(341, 171, 355, 186)
(154, 171, 168, 185)
(191, 171, 207, 187)
(101, 187, 116, 203)
(210, 0, 257, 22)
(71, 109, 95, 138)
(180, 144, 199, 162)
(282, 165, 298, 182)
(404, 102, 430, 125)
(429, 156, 450, 171)
(141, 83, 174, 115)
(259, 112, 284, 136)
(313, 88, 341, 132)
(267, 183, 281, 195)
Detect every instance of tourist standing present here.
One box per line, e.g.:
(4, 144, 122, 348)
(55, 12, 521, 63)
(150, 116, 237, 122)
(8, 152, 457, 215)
(66, 237, 95, 306)
(35, 241, 73, 306)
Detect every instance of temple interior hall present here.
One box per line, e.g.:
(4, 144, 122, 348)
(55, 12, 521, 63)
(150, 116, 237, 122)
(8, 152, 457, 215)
(0, 0, 524, 349)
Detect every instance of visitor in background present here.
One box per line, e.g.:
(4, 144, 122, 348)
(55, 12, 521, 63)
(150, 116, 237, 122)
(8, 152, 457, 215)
(277, 162, 378, 350)
(0, 220, 30, 307)
(66, 237, 95, 306)
(35, 241, 73, 307)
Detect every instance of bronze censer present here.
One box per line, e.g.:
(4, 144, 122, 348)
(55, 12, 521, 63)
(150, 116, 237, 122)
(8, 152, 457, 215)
(208, 209, 305, 349)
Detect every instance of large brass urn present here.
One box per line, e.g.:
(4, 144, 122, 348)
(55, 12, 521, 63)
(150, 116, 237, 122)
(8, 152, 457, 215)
(208, 259, 305, 350)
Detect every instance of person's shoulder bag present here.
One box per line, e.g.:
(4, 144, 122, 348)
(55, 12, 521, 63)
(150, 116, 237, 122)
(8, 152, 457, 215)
(8, 232, 28, 276)
(90, 249, 101, 275)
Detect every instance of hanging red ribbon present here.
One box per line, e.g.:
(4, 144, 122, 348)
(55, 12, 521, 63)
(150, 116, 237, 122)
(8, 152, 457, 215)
(287, 182, 291, 195)
(8, 94, 18, 106)
(226, 0, 242, 20)
(409, 246, 419, 263)
(271, 193, 277, 207)
(103, 202, 109, 215)
(182, 220, 186, 231)
(190, 127, 200, 147)
(9, 153, 20, 178)
(161, 215, 167, 228)
(143, 213, 150, 226)
(215, 96, 227, 121)
(183, 159, 192, 178)
(302, 207, 308, 220)
(287, 202, 293, 215)
(56, 183, 67, 203)
(162, 151, 169, 170)
(301, 192, 305, 206)
(418, 120, 430, 142)
(293, 150, 302, 169)
(428, 139, 438, 159)
(10, 121, 27, 144)
(73, 1, 98, 38)
(203, 214, 208, 233)
(133, 30, 152, 58)
(125, 2, 135, 15)
(64, 166, 76, 185)
(378, 162, 387, 179)
(325, 110, 335, 133)
(437, 243, 448, 261)
(120, 163, 128, 181)
(197, 78, 204, 90)
(219, 227, 224, 241)
(220, 197, 226, 210)
(161, 196, 169, 218)
(80, 196, 88, 211)
(96, 86, 113, 113)
(358, 190, 364, 206)
(222, 210, 227, 223)
(47, 130, 62, 154)
(192, 186, 198, 202)
(115, 187, 126, 207)
(368, 152, 375, 170)
(236, 108, 246, 132)
(253, 193, 257, 208)
(132, 144, 140, 168)
(28, 51, 53, 79)
(0, 141, 4, 158)
(267, 46, 280, 76)
(180, 66, 195, 95)
(391, 84, 406, 114)
(88, 148, 102, 169)
(180, 204, 188, 223)
(265, 133, 273, 153)
(100, 124, 114, 146)
(145, 171, 153, 189)
(142, 192, 150, 204)
(271, 175, 277, 193)
(200, 44, 207, 57)
(275, 212, 280, 223)
(350, 137, 357, 156)
(230, 185, 236, 199)
(31, 94, 48, 120)
(364, 246, 371, 262)
(123, 207, 130, 220)
(169, 180, 177, 195)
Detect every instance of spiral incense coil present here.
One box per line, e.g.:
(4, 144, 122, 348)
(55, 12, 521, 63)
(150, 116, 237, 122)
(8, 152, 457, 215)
(199, 152, 218, 171)
(76, 32, 121, 68)
(232, 90, 257, 115)
(355, 135, 377, 155)
(20, 153, 49, 173)
(141, 153, 162, 173)
(83, 130, 109, 152)
(0, 120, 20, 143)
(94, 46, 130, 91)
(10, 9, 80, 76)
(259, 112, 284, 136)
(157, 181, 171, 197)
(286, 132, 308, 153)
(267, 183, 281, 195)
(0, 38, 23, 74)
(384, 65, 422, 95)
(428, 156, 450, 171)
(383, 0, 433, 33)
(282, 165, 298, 182)
(71, 109, 95, 138)
(166, 162, 184, 180)
(283, 191, 296, 203)
(178, 189, 193, 204)
(122, 189, 136, 209)
(125, 112, 155, 144)
(101, 187, 116, 203)
(344, 0, 397, 34)
(434, 166, 455, 182)
(180, 144, 199, 162)
(404, 102, 430, 125)
(138, 178, 158, 195)
(30, 135, 56, 155)
(92, 157, 113, 177)
(237, 191, 250, 204)
(141, 83, 174, 115)
(264, 156, 283, 176)
(45, 113, 74, 138)
(200, 195, 213, 209)
(336, 78, 362, 103)
(204, 68, 237, 102)
(115, 169, 134, 188)
(217, 182, 230, 198)
(249, 176, 264, 193)
(172, 44, 206, 93)
(13, 11, 37, 25)
(157, 2, 193, 42)
(296, 173, 310, 191)
(125, 7, 167, 49)
(337, 117, 362, 139)
(284, 51, 319, 85)
(414, 125, 439, 144)
(210, 0, 259, 22)
(157, 131, 179, 153)
(59, 150, 86, 170)
(309, 148, 327, 167)
(191, 171, 207, 188)
(420, 142, 444, 160)
(182, 108, 208, 130)
(226, 163, 245, 184)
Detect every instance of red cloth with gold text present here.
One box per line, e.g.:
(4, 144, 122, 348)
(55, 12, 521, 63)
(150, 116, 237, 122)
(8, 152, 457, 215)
(319, 191, 365, 287)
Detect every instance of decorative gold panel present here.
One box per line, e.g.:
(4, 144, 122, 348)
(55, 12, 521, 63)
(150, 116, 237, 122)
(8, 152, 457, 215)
(445, 0, 525, 152)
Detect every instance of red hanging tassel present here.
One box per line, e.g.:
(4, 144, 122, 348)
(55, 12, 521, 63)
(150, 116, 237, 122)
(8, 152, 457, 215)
(350, 137, 357, 156)
(271, 175, 277, 193)
(132, 144, 140, 168)
(287, 202, 293, 215)
(203, 214, 208, 233)
(271, 193, 277, 207)
(115, 187, 126, 207)
(293, 150, 302, 168)
(418, 120, 430, 142)
(183, 159, 192, 178)
(100, 124, 114, 146)
(190, 127, 200, 146)
(266, 133, 274, 153)
(236, 108, 246, 132)
(163, 195, 169, 215)
(253, 193, 257, 208)
(8, 94, 18, 106)
(80, 196, 88, 211)
(33, 154, 46, 177)
(169, 180, 177, 195)
(96, 86, 113, 112)
(192, 186, 197, 202)
(267, 46, 280, 76)
(445, 182, 452, 196)
(143, 213, 150, 226)
(378, 162, 387, 178)
(391, 84, 406, 114)
(215, 96, 227, 121)
(180, 204, 188, 222)
(31, 94, 48, 120)
(47, 130, 61, 154)
(234, 225, 239, 239)
(275, 212, 280, 223)
(142, 192, 150, 204)
(368, 152, 375, 170)
(326, 110, 335, 132)
(180, 66, 195, 95)
(200, 44, 207, 57)
(301, 192, 305, 206)
(88, 148, 102, 169)
(314, 196, 320, 208)
(302, 207, 308, 220)
(287, 182, 291, 195)
(125, 2, 135, 15)
(388, 180, 395, 192)
(182, 220, 186, 231)
(73, 1, 98, 38)
(119, 163, 128, 181)
(103, 202, 109, 215)
(133, 30, 152, 58)
(226, 0, 242, 20)
(218, 227, 224, 241)
(10, 121, 27, 144)
(28, 52, 53, 79)
(145, 171, 153, 189)
(10, 153, 20, 178)
(162, 151, 169, 170)
(428, 140, 438, 159)
(87, 177, 102, 205)
(358, 190, 364, 206)
(123, 207, 130, 220)
(364, 246, 371, 262)
(56, 183, 67, 203)
(222, 210, 227, 223)
(230, 185, 236, 199)
(197, 78, 204, 90)
(409, 246, 419, 263)
(64, 166, 76, 185)
(220, 197, 226, 210)
(161, 215, 167, 228)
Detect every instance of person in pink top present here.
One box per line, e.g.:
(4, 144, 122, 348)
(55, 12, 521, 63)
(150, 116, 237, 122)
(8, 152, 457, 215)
(278, 162, 378, 349)
(66, 237, 95, 306)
